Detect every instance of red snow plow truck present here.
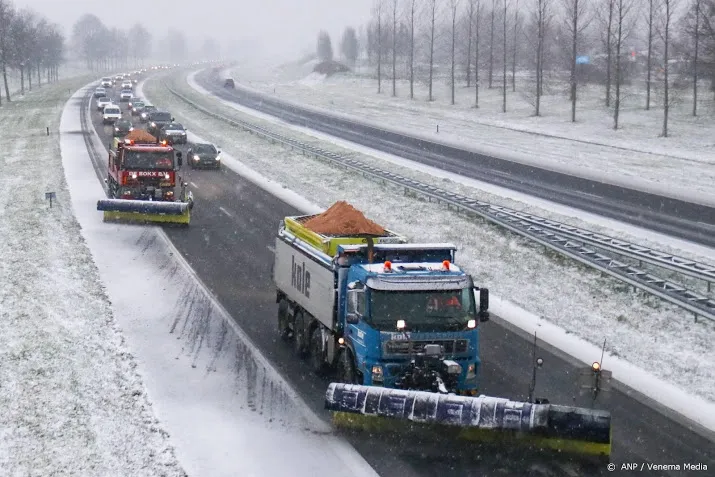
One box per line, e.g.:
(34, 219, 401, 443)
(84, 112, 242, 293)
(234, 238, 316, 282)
(97, 130, 193, 225)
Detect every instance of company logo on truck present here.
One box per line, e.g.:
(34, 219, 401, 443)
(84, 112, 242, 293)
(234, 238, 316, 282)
(291, 255, 311, 298)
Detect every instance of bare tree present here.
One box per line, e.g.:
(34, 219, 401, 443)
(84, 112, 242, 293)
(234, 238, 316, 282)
(317, 31, 334, 61)
(489, 0, 496, 87)
(533, 0, 551, 116)
(475, 0, 483, 106)
(129, 23, 152, 67)
(465, 0, 477, 86)
(0, 0, 14, 102)
(512, 0, 520, 92)
(376, 1, 383, 93)
(408, 0, 416, 98)
(612, 0, 635, 130)
(662, 0, 677, 137)
(503, 0, 509, 112)
(427, 0, 437, 101)
(563, 0, 590, 122)
(692, 0, 701, 116)
(450, 0, 460, 104)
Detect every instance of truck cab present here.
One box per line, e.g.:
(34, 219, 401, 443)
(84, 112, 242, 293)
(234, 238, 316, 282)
(336, 244, 489, 394)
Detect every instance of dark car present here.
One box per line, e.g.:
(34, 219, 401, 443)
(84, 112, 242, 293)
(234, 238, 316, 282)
(224, 78, 235, 88)
(113, 119, 134, 137)
(131, 101, 146, 116)
(127, 97, 142, 110)
(158, 122, 187, 145)
(94, 87, 107, 98)
(147, 111, 173, 136)
(187, 143, 221, 169)
(140, 104, 157, 123)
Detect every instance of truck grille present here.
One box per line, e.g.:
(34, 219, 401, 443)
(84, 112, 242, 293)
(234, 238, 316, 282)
(383, 339, 469, 356)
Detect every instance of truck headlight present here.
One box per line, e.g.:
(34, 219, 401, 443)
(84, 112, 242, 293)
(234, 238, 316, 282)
(371, 365, 384, 383)
(443, 360, 462, 375)
(466, 363, 476, 379)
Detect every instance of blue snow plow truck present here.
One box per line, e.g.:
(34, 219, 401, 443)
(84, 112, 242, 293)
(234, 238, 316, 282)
(273, 202, 612, 461)
(272, 202, 490, 394)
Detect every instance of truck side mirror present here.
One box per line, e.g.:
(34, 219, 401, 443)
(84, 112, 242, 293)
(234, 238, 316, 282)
(476, 287, 490, 322)
(346, 312, 360, 325)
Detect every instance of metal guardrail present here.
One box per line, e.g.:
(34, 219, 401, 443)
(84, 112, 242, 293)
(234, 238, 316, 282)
(161, 82, 715, 323)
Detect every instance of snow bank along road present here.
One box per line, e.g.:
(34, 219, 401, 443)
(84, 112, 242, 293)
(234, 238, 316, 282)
(61, 83, 380, 477)
(195, 69, 715, 248)
(0, 77, 185, 475)
(137, 72, 715, 475)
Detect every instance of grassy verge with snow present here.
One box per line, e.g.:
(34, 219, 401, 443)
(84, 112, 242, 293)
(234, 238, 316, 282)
(0, 77, 185, 475)
(143, 71, 715, 403)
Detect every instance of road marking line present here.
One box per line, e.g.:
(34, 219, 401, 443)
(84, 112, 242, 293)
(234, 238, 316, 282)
(266, 245, 275, 254)
(190, 181, 198, 189)
(219, 206, 233, 217)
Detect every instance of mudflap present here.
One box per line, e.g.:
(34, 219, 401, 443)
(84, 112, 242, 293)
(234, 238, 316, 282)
(97, 199, 191, 225)
(326, 383, 611, 470)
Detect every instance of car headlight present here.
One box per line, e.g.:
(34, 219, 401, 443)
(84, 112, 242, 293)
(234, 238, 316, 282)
(129, 127, 134, 131)
(151, 122, 156, 127)
(114, 127, 119, 131)
(193, 154, 200, 161)
(215, 155, 221, 161)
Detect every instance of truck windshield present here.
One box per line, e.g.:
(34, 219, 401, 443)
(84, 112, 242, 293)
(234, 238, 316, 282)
(123, 150, 174, 170)
(369, 288, 476, 332)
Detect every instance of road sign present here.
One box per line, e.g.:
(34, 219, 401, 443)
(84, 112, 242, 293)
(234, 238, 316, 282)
(45, 191, 56, 208)
(576, 55, 590, 65)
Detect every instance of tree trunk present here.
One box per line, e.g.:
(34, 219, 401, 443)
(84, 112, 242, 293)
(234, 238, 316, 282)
(662, 2, 670, 137)
(451, 5, 457, 105)
(429, 0, 436, 101)
(2, 63, 10, 101)
(489, 0, 495, 88)
(378, 5, 382, 94)
(535, 1, 543, 116)
(606, 1, 614, 107)
(466, 4, 474, 87)
(570, 0, 578, 122)
(646, 0, 653, 110)
(20, 67, 25, 95)
(410, 1, 415, 99)
(475, 6, 481, 107)
(392, 0, 397, 97)
(613, 0, 622, 130)
(693, 0, 700, 116)
(502, 0, 507, 112)
(512, 4, 518, 92)
(37, 62, 41, 87)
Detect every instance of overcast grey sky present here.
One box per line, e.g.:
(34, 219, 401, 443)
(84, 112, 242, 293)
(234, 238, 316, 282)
(13, 0, 372, 62)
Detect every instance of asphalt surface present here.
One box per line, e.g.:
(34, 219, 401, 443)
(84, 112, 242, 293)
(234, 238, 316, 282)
(86, 85, 714, 477)
(193, 69, 715, 248)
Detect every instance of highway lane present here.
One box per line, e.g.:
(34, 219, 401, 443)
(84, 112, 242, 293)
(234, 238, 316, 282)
(88, 87, 714, 476)
(193, 69, 715, 248)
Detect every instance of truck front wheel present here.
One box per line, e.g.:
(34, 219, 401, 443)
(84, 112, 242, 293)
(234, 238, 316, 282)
(336, 348, 358, 384)
(277, 299, 290, 341)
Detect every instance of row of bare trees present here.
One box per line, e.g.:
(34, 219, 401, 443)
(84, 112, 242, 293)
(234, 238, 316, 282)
(0, 0, 64, 105)
(360, 0, 713, 137)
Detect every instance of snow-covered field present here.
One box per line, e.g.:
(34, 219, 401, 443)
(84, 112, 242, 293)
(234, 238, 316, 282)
(145, 71, 715, 418)
(0, 77, 185, 475)
(230, 60, 715, 202)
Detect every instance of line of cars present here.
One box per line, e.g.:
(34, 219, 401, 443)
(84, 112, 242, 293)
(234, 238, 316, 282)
(93, 76, 221, 169)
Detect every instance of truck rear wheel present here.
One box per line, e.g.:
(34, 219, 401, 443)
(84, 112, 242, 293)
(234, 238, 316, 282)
(293, 310, 308, 358)
(277, 299, 290, 341)
(336, 348, 358, 384)
(309, 327, 329, 376)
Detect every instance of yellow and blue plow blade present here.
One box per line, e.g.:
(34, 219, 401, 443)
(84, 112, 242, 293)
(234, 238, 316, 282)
(97, 199, 190, 225)
(325, 383, 611, 461)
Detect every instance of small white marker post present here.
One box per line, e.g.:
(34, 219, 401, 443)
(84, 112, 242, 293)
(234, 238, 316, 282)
(45, 192, 56, 208)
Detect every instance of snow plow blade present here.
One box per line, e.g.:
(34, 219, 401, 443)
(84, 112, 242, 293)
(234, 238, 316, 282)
(97, 199, 190, 225)
(325, 383, 611, 460)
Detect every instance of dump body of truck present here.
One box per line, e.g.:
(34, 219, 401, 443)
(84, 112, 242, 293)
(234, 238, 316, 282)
(273, 213, 490, 394)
